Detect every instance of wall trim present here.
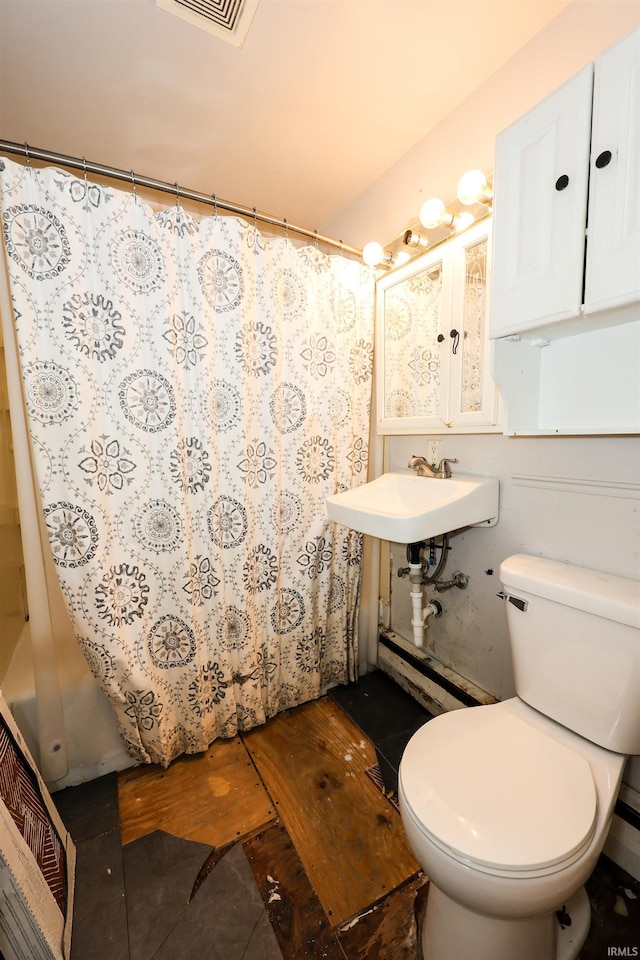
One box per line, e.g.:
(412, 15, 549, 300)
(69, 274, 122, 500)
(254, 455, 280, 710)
(378, 631, 487, 708)
(616, 798, 640, 833)
(616, 784, 640, 831)
(511, 474, 640, 499)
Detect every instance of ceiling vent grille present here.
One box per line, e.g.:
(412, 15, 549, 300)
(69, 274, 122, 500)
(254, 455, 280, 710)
(156, 0, 260, 48)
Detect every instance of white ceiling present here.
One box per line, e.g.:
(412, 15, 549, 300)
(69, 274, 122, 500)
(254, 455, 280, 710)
(0, 0, 570, 242)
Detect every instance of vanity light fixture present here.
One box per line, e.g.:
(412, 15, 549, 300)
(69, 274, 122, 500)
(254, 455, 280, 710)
(456, 169, 493, 206)
(371, 165, 493, 270)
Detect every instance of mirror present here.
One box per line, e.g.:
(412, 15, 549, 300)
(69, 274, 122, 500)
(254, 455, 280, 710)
(375, 218, 499, 435)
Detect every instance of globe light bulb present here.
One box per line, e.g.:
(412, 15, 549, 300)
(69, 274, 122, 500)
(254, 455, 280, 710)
(456, 169, 492, 206)
(362, 241, 384, 267)
(454, 211, 475, 232)
(419, 198, 452, 230)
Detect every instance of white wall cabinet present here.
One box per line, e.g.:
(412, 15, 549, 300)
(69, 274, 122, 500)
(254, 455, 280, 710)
(491, 26, 639, 339)
(489, 26, 640, 436)
(585, 28, 640, 316)
(490, 65, 593, 334)
(376, 219, 500, 435)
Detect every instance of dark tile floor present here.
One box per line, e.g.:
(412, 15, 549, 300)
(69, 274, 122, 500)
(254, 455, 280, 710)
(330, 668, 434, 794)
(52, 669, 639, 960)
(53, 771, 283, 960)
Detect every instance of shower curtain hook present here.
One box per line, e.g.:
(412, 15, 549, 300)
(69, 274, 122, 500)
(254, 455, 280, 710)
(212, 194, 218, 219)
(82, 157, 88, 185)
(314, 229, 319, 250)
(130, 169, 137, 201)
(283, 218, 289, 242)
(174, 182, 180, 209)
(253, 206, 258, 249)
(339, 240, 344, 257)
(24, 142, 31, 169)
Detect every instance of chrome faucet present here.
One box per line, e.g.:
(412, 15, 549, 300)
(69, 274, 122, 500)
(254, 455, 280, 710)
(408, 455, 458, 479)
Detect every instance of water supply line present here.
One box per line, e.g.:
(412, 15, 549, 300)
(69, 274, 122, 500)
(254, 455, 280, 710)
(434, 571, 469, 592)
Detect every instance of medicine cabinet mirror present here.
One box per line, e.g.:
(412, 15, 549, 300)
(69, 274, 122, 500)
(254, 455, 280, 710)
(375, 217, 500, 435)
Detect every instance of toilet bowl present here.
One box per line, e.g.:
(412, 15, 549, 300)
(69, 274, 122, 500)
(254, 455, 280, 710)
(398, 555, 639, 960)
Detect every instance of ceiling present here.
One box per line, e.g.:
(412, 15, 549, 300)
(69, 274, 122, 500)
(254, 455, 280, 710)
(0, 0, 571, 244)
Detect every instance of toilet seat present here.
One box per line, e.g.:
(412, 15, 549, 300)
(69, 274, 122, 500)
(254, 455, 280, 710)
(399, 705, 598, 878)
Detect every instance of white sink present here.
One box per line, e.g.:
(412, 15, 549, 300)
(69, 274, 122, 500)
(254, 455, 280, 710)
(326, 471, 499, 542)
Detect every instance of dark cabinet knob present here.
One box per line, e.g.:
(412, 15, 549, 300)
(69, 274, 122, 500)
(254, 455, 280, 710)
(555, 174, 570, 191)
(595, 150, 612, 169)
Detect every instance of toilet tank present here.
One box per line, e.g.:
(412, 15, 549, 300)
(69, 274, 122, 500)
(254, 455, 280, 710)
(499, 554, 640, 755)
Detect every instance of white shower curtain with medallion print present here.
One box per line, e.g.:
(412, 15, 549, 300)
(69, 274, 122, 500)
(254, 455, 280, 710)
(0, 156, 374, 766)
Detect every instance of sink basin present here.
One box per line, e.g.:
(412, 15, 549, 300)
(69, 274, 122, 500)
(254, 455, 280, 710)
(326, 471, 499, 542)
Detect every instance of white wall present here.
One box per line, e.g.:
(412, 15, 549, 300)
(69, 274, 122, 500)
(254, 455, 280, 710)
(387, 434, 640, 703)
(326, 1, 640, 251)
(328, 1, 640, 800)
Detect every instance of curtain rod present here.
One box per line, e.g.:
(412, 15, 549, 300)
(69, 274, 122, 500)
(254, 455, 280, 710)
(0, 140, 364, 260)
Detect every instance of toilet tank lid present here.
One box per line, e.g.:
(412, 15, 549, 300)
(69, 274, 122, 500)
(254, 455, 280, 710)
(499, 554, 640, 628)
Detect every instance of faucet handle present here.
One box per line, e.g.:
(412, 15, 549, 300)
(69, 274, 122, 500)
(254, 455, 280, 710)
(437, 458, 458, 478)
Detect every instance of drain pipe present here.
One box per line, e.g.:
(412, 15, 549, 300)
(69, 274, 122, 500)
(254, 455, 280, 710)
(407, 542, 442, 648)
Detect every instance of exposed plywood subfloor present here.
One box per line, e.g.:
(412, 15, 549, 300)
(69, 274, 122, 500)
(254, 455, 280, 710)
(117, 695, 422, 939)
(118, 734, 275, 847)
(243, 697, 421, 926)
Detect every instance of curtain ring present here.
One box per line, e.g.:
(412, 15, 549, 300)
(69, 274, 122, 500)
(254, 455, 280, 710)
(82, 157, 88, 185)
(283, 218, 289, 241)
(339, 240, 344, 257)
(24, 142, 31, 168)
(174, 182, 180, 209)
(212, 194, 218, 219)
(314, 230, 319, 250)
(253, 206, 258, 248)
(130, 169, 137, 200)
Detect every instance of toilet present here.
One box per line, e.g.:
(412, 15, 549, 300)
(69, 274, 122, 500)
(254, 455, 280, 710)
(398, 553, 640, 960)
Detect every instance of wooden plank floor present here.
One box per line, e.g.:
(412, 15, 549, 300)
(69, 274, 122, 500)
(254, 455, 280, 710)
(118, 734, 276, 847)
(242, 697, 420, 925)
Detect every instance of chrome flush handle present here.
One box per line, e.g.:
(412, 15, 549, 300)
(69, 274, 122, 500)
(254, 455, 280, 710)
(496, 591, 528, 612)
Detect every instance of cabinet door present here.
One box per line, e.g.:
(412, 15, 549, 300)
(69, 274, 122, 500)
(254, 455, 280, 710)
(490, 64, 593, 338)
(585, 27, 640, 315)
(376, 220, 500, 435)
(376, 246, 452, 432)
(446, 222, 499, 429)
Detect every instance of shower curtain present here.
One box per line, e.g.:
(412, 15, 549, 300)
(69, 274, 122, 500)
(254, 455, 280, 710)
(0, 156, 374, 766)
